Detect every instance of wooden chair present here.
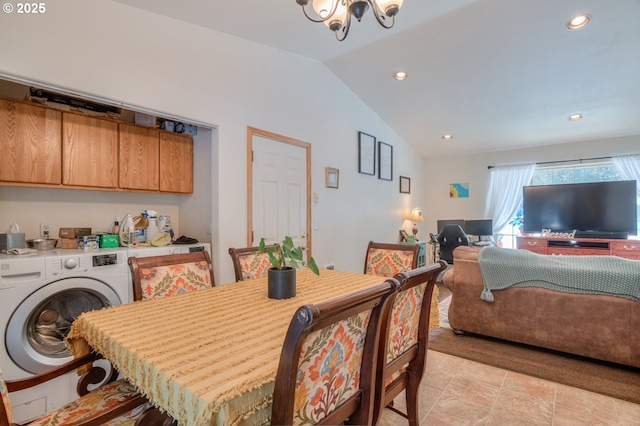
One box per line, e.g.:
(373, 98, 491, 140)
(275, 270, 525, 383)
(0, 352, 173, 426)
(128, 251, 215, 301)
(228, 245, 273, 282)
(373, 260, 448, 426)
(271, 279, 400, 425)
(364, 241, 420, 277)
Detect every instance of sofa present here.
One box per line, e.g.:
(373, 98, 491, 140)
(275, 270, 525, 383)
(443, 245, 640, 368)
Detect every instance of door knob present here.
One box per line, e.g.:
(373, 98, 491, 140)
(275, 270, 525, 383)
(301, 232, 306, 239)
(301, 244, 308, 250)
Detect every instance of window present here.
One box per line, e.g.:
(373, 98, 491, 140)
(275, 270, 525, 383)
(495, 161, 638, 248)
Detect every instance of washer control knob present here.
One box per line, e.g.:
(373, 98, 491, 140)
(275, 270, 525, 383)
(64, 258, 78, 269)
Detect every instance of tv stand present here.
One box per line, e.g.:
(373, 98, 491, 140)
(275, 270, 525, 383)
(517, 236, 640, 259)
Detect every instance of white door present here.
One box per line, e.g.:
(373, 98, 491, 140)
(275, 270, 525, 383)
(250, 131, 309, 252)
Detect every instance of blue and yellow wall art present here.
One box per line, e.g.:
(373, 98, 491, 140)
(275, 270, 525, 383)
(450, 182, 469, 198)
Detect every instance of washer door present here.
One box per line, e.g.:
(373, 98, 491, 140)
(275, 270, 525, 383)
(6, 277, 121, 374)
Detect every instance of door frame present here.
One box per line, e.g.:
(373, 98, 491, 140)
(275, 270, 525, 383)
(246, 126, 313, 258)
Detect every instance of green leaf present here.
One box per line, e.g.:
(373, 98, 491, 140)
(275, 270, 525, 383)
(308, 257, 320, 276)
(290, 247, 303, 261)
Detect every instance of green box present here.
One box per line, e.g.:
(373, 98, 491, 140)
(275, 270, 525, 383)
(99, 234, 119, 248)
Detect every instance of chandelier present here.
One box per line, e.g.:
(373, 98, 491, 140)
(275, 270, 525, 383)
(296, 0, 404, 41)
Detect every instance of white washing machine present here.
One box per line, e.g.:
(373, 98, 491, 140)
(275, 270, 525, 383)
(0, 249, 130, 423)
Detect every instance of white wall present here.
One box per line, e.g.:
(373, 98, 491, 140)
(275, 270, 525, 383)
(423, 135, 640, 235)
(0, 0, 426, 283)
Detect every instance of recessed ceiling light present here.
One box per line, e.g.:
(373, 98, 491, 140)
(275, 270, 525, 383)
(568, 114, 583, 121)
(393, 71, 407, 81)
(442, 134, 453, 140)
(567, 14, 591, 30)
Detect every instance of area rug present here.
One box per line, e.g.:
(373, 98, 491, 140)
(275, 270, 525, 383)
(428, 295, 640, 405)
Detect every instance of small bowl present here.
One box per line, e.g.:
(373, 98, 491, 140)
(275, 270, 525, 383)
(27, 238, 59, 251)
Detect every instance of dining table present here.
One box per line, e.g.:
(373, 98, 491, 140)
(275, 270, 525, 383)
(66, 268, 440, 426)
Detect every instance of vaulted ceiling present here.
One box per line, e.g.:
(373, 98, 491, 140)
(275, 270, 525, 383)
(112, 0, 640, 158)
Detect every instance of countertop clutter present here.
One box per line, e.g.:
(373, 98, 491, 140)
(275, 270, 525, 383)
(2, 210, 183, 254)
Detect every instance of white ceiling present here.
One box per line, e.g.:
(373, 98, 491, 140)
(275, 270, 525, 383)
(112, 0, 640, 159)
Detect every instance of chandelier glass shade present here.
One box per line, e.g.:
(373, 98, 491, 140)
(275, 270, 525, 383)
(296, 0, 404, 41)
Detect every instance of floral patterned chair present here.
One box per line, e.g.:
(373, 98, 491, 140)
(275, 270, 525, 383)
(373, 260, 448, 426)
(0, 352, 172, 426)
(271, 279, 399, 425)
(364, 241, 420, 277)
(228, 245, 274, 282)
(128, 251, 215, 301)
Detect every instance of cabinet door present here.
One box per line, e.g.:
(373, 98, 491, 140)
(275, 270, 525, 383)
(159, 132, 193, 193)
(0, 98, 61, 184)
(118, 123, 159, 191)
(62, 112, 118, 188)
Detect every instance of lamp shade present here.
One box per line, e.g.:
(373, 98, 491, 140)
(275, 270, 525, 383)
(408, 208, 423, 222)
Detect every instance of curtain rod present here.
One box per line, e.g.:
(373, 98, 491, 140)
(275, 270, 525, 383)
(487, 155, 613, 170)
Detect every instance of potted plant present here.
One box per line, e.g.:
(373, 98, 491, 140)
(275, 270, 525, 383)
(259, 236, 320, 299)
(509, 215, 524, 234)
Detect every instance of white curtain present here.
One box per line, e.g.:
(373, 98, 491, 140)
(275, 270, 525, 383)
(612, 155, 640, 195)
(484, 164, 536, 233)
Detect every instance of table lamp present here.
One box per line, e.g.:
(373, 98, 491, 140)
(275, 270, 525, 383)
(408, 207, 424, 236)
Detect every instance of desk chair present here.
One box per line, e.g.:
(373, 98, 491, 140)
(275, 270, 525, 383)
(128, 251, 215, 301)
(0, 352, 172, 426)
(373, 261, 448, 425)
(271, 279, 399, 425)
(228, 245, 273, 282)
(436, 225, 470, 264)
(364, 241, 420, 277)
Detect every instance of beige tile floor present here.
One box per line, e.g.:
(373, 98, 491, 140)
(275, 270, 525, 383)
(378, 346, 640, 426)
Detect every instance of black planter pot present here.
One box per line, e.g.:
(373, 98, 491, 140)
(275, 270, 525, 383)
(268, 267, 296, 300)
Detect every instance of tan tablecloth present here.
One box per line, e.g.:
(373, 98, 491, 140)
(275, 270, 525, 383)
(66, 269, 439, 426)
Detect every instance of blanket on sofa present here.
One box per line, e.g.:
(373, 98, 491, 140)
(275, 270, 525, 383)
(477, 247, 640, 302)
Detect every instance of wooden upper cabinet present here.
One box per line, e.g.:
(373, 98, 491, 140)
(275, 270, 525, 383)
(160, 132, 193, 194)
(118, 123, 160, 191)
(62, 112, 118, 188)
(0, 97, 62, 184)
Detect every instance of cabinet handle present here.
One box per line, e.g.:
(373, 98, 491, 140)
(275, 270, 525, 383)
(527, 241, 537, 246)
(622, 245, 636, 250)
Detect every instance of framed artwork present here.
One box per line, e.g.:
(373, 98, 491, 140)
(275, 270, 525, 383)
(378, 141, 393, 181)
(450, 182, 470, 198)
(358, 131, 376, 175)
(400, 176, 410, 193)
(399, 229, 409, 242)
(325, 167, 339, 188)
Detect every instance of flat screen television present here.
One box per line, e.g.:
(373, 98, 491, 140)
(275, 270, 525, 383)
(464, 219, 493, 236)
(436, 219, 465, 234)
(522, 180, 637, 239)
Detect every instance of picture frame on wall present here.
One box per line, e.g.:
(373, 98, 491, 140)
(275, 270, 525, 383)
(378, 141, 393, 181)
(400, 176, 410, 193)
(325, 167, 339, 188)
(358, 131, 376, 175)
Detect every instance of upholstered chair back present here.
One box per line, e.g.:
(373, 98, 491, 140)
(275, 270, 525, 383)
(373, 260, 448, 425)
(228, 246, 274, 282)
(364, 241, 420, 277)
(128, 251, 215, 301)
(1, 367, 13, 424)
(271, 279, 399, 425)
